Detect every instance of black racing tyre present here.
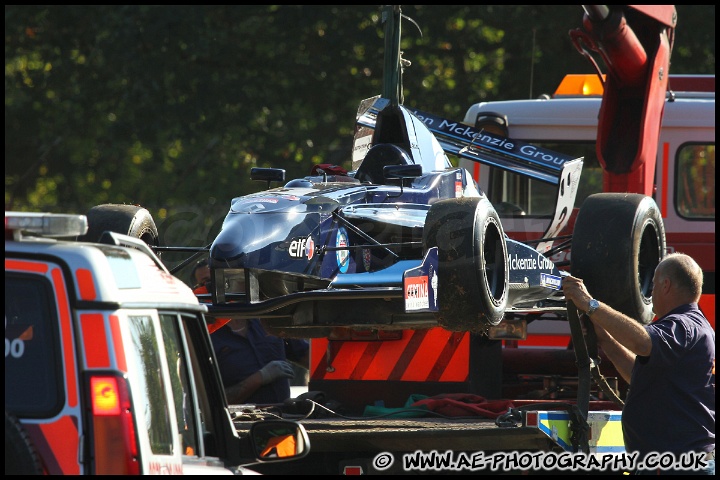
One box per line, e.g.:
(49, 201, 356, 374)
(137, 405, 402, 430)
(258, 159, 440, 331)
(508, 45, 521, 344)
(571, 193, 666, 325)
(423, 197, 509, 331)
(5, 411, 43, 475)
(80, 203, 160, 247)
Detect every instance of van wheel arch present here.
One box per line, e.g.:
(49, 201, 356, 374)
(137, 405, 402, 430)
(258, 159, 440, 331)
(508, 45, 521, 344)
(5, 411, 44, 475)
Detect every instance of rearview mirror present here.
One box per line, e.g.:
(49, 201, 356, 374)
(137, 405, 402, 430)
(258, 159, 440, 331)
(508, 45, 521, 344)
(250, 420, 310, 462)
(251, 167, 286, 188)
(383, 164, 422, 180)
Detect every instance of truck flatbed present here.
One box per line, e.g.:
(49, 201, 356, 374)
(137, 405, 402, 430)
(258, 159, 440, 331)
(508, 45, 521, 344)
(234, 416, 561, 453)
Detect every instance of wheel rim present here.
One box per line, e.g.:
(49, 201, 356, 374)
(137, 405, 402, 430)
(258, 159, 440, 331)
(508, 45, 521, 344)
(483, 220, 507, 307)
(638, 222, 661, 300)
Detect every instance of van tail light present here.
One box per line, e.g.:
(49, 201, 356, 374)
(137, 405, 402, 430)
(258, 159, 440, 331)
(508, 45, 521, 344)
(89, 375, 140, 474)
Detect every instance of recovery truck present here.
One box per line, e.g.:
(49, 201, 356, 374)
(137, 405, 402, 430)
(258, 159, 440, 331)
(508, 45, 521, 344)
(228, 5, 708, 475)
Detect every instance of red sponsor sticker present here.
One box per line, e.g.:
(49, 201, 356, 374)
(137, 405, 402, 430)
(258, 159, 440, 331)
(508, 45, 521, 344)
(404, 275, 429, 310)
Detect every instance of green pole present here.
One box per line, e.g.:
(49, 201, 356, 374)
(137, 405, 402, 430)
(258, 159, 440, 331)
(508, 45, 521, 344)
(381, 5, 402, 106)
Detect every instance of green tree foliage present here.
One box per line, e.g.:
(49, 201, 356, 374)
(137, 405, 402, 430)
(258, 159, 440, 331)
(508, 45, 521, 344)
(5, 5, 715, 255)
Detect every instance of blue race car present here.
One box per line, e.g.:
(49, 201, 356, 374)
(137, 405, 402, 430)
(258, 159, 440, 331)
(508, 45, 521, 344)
(84, 6, 665, 339)
(193, 95, 664, 338)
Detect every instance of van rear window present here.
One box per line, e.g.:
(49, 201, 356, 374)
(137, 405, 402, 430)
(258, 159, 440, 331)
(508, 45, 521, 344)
(676, 143, 715, 219)
(5, 274, 64, 417)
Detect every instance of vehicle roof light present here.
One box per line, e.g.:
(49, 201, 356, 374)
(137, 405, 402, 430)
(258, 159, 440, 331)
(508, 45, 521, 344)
(5, 212, 88, 239)
(554, 74, 605, 97)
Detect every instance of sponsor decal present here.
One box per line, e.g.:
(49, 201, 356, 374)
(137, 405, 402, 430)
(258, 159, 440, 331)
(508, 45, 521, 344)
(352, 133, 373, 166)
(455, 172, 463, 197)
(540, 273, 562, 290)
(402, 247, 438, 312)
(409, 107, 576, 168)
(306, 236, 315, 260)
(336, 227, 350, 273)
(289, 236, 314, 259)
(362, 248, 372, 272)
(405, 275, 430, 311)
(237, 197, 279, 203)
(508, 253, 555, 271)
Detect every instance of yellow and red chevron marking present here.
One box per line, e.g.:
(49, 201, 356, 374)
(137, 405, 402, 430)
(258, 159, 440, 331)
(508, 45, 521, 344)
(310, 328, 470, 382)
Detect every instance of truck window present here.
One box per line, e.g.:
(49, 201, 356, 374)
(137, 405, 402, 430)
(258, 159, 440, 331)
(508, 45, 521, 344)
(126, 315, 174, 455)
(179, 315, 222, 458)
(676, 143, 715, 219)
(5, 273, 63, 417)
(159, 313, 200, 457)
(160, 312, 223, 459)
(483, 141, 602, 215)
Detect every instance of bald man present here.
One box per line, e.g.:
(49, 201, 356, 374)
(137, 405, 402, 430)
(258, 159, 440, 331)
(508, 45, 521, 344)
(563, 253, 714, 475)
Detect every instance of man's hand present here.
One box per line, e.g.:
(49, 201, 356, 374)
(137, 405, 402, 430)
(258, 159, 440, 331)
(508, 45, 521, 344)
(562, 275, 593, 312)
(259, 360, 295, 385)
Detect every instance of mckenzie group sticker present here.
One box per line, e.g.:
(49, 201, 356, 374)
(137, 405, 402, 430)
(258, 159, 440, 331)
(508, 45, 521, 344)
(336, 227, 350, 273)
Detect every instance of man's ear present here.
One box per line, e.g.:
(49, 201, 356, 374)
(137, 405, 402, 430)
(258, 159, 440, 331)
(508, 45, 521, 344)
(662, 276, 672, 293)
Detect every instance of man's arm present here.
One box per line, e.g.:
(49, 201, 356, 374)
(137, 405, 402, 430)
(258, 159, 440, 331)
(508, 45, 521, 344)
(563, 276, 652, 356)
(586, 301, 652, 357)
(224, 360, 296, 404)
(592, 323, 636, 384)
(225, 371, 264, 404)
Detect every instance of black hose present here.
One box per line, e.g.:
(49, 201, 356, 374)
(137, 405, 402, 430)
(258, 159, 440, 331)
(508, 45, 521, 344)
(567, 300, 591, 453)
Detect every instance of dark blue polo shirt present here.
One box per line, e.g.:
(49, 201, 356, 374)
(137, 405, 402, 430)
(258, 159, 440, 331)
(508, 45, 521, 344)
(211, 320, 309, 405)
(622, 303, 715, 456)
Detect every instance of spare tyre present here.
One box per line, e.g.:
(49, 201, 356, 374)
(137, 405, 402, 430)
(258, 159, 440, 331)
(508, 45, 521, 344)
(571, 193, 666, 325)
(80, 203, 159, 247)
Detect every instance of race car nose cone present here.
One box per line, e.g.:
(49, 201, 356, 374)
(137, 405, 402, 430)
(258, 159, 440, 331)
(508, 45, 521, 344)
(209, 213, 268, 265)
(209, 209, 316, 268)
(210, 233, 246, 266)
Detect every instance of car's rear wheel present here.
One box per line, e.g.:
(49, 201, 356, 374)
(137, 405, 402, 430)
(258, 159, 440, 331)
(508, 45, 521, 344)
(80, 204, 160, 246)
(571, 193, 666, 325)
(423, 197, 509, 332)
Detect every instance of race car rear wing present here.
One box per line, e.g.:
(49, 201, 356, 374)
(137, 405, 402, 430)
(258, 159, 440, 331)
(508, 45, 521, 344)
(356, 96, 581, 186)
(355, 96, 584, 253)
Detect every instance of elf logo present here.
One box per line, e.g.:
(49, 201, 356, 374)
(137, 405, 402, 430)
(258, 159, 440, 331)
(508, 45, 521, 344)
(289, 236, 315, 259)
